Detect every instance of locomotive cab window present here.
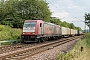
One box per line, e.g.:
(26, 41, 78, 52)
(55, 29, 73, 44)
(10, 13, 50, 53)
(40, 23, 42, 27)
(24, 22, 36, 27)
(23, 22, 36, 32)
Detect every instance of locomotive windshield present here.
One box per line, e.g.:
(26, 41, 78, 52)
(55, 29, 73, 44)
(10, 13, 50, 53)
(24, 22, 36, 27)
(23, 22, 36, 32)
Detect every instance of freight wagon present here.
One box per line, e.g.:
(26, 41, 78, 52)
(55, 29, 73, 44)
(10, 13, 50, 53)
(70, 29, 76, 36)
(60, 27, 70, 37)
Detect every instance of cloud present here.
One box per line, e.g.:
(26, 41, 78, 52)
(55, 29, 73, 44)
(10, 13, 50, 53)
(47, 0, 89, 29)
(51, 11, 69, 19)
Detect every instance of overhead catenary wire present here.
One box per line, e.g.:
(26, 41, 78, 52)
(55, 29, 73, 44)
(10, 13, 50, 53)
(46, 0, 62, 13)
(74, 17, 85, 22)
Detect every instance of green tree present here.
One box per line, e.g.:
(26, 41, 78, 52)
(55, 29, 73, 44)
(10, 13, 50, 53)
(84, 13, 90, 32)
(50, 17, 61, 24)
(69, 23, 75, 29)
(60, 21, 70, 28)
(75, 27, 82, 31)
(0, 0, 51, 28)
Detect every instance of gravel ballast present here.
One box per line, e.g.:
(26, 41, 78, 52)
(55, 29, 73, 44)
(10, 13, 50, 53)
(23, 40, 78, 60)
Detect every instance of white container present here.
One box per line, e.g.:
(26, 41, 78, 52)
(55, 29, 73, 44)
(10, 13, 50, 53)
(60, 27, 68, 35)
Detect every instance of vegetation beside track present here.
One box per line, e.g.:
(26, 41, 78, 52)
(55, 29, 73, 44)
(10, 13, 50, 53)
(57, 34, 90, 60)
(0, 25, 22, 41)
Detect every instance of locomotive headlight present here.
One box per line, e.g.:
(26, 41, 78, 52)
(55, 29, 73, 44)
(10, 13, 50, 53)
(32, 33, 35, 34)
(23, 33, 25, 34)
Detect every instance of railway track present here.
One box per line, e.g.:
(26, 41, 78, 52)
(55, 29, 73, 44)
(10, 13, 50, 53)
(0, 37, 73, 54)
(0, 41, 51, 54)
(0, 35, 83, 60)
(0, 43, 37, 54)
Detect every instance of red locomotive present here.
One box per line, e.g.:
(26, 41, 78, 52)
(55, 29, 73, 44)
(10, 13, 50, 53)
(21, 20, 61, 43)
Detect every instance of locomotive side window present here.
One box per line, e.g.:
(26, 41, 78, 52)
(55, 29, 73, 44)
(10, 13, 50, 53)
(40, 23, 42, 27)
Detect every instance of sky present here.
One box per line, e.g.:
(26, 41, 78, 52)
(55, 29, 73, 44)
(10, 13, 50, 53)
(46, 0, 90, 30)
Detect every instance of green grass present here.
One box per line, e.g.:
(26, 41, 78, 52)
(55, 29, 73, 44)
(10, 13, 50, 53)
(84, 32, 90, 46)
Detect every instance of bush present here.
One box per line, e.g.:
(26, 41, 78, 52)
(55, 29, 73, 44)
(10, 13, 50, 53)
(0, 25, 22, 41)
(84, 32, 90, 38)
(10, 28, 22, 40)
(0, 25, 4, 31)
(84, 32, 90, 46)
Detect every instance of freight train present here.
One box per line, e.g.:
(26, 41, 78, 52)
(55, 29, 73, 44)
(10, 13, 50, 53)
(21, 19, 82, 43)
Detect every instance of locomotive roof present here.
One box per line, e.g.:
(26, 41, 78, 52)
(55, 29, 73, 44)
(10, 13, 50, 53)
(44, 22, 60, 27)
(45, 22, 56, 25)
(25, 20, 42, 22)
(24, 20, 60, 26)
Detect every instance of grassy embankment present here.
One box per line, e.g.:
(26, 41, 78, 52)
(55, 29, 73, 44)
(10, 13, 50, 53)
(57, 33, 90, 60)
(0, 25, 22, 45)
